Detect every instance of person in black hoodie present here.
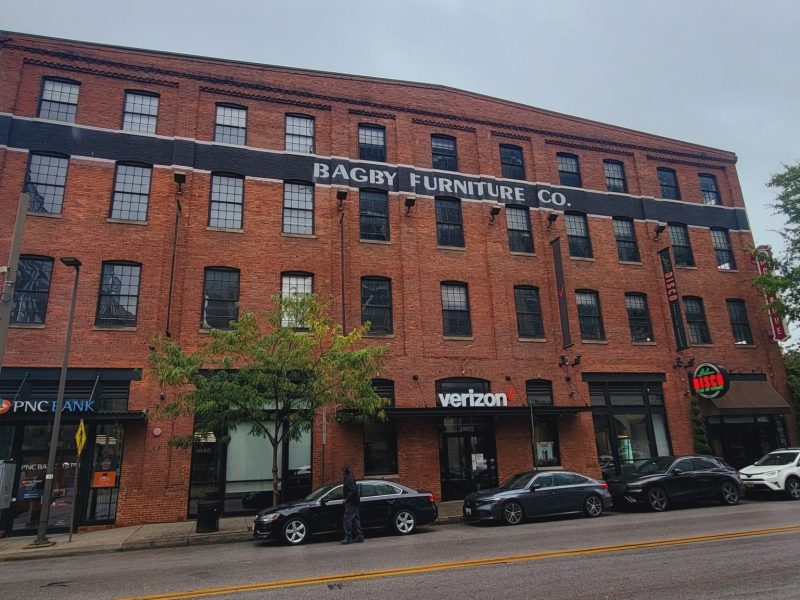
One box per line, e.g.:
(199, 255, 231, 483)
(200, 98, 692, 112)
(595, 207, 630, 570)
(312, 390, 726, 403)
(341, 465, 363, 544)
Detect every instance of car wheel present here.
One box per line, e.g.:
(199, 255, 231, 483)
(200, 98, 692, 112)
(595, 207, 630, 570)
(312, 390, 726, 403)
(786, 477, 800, 500)
(647, 487, 669, 512)
(583, 494, 604, 518)
(720, 481, 740, 505)
(282, 518, 308, 545)
(393, 510, 416, 535)
(502, 501, 524, 525)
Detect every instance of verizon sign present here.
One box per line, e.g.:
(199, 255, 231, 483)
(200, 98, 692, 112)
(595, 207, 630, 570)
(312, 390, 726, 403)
(437, 388, 516, 408)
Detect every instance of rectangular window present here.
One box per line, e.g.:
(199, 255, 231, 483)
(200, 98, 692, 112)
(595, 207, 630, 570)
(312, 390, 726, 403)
(431, 135, 458, 171)
(526, 380, 553, 406)
(658, 168, 681, 199)
(441, 282, 471, 336)
(435, 197, 464, 247)
(214, 105, 247, 145)
(209, 175, 244, 229)
(726, 299, 753, 345)
(281, 273, 312, 328)
(26, 153, 69, 214)
(361, 277, 392, 334)
(576, 290, 605, 341)
(110, 164, 151, 221)
(359, 190, 389, 241)
(557, 153, 582, 187)
(285, 115, 315, 153)
(202, 268, 240, 329)
(500, 145, 525, 179)
(10, 256, 54, 324)
(711, 228, 736, 270)
(684, 296, 711, 345)
(122, 92, 159, 134)
(282, 182, 314, 235)
(506, 206, 534, 253)
(364, 380, 397, 475)
(700, 174, 721, 205)
(84, 423, 125, 522)
(613, 217, 640, 262)
(565, 213, 592, 258)
(668, 223, 695, 267)
(514, 286, 544, 338)
(625, 293, 654, 342)
(358, 125, 386, 161)
(96, 262, 141, 327)
(39, 79, 79, 122)
(604, 160, 628, 193)
(532, 416, 560, 467)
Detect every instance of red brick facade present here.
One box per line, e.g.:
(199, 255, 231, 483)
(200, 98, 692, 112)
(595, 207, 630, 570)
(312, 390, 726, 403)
(0, 32, 792, 528)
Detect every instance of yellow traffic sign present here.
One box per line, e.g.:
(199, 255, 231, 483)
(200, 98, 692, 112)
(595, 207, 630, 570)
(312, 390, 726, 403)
(75, 419, 87, 456)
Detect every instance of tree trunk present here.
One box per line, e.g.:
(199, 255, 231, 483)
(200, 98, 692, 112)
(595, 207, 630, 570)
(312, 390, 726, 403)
(272, 420, 281, 506)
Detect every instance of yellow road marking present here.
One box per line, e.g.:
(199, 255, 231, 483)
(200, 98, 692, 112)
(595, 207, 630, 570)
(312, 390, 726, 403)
(118, 524, 800, 600)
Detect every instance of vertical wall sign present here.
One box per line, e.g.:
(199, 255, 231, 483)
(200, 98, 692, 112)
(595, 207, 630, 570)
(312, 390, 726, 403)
(658, 248, 689, 352)
(551, 237, 572, 349)
(754, 245, 790, 342)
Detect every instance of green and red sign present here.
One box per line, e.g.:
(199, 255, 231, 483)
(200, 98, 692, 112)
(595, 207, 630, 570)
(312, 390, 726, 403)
(691, 363, 730, 400)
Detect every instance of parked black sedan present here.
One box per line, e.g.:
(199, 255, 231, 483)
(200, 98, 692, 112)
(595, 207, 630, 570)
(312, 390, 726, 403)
(253, 480, 438, 544)
(607, 456, 744, 511)
(463, 471, 613, 525)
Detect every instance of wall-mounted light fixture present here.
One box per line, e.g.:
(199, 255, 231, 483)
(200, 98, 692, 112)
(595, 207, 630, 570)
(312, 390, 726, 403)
(336, 188, 348, 210)
(489, 205, 502, 223)
(173, 171, 186, 194)
(653, 223, 667, 241)
(559, 354, 581, 368)
(547, 212, 559, 230)
(405, 195, 416, 216)
(673, 356, 696, 369)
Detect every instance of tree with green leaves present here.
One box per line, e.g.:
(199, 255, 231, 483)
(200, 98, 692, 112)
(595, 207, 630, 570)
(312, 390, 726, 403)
(149, 293, 388, 506)
(755, 162, 800, 323)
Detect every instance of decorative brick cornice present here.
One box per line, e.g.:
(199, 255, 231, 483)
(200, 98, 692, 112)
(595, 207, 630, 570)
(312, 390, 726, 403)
(645, 154, 727, 171)
(490, 130, 532, 142)
(348, 109, 396, 120)
(412, 118, 476, 133)
(23, 58, 179, 88)
(544, 139, 634, 157)
(2, 40, 737, 165)
(199, 86, 331, 111)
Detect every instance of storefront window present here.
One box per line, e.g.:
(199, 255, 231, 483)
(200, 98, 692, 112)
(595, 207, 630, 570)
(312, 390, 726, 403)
(532, 417, 560, 467)
(364, 420, 398, 475)
(612, 414, 652, 464)
(85, 423, 124, 522)
(651, 414, 671, 456)
(0, 426, 13, 459)
(189, 432, 221, 516)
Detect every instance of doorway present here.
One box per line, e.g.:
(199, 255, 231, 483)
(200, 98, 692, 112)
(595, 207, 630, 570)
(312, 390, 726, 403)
(439, 417, 498, 500)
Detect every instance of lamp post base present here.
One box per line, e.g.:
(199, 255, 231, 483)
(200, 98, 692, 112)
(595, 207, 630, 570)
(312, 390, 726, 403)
(25, 538, 56, 549)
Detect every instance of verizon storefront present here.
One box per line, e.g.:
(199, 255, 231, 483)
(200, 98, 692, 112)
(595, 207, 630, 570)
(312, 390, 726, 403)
(0, 368, 144, 536)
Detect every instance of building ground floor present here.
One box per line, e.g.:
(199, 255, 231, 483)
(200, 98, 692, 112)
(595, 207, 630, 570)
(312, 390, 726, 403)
(0, 366, 794, 536)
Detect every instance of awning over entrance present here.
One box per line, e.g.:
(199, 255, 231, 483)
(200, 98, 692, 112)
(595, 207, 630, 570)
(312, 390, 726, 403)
(382, 406, 591, 417)
(702, 380, 791, 415)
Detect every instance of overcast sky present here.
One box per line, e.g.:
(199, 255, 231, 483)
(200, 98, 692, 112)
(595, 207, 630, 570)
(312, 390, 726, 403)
(2, 2, 798, 266)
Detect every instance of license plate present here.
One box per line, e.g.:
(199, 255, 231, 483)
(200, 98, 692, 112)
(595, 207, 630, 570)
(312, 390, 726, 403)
(465, 507, 472, 515)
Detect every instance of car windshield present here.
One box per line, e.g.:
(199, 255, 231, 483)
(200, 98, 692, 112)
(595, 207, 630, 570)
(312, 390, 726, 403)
(303, 485, 335, 502)
(498, 473, 534, 490)
(755, 452, 798, 466)
(634, 457, 675, 474)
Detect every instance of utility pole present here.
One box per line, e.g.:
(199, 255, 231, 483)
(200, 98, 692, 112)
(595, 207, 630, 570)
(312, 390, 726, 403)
(0, 193, 30, 379)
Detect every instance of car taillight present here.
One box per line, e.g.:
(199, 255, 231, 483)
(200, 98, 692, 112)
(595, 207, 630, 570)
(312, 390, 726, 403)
(427, 493, 436, 504)
(598, 482, 608, 490)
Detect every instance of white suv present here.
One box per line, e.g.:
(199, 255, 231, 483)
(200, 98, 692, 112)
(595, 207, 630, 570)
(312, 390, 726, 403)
(739, 449, 800, 499)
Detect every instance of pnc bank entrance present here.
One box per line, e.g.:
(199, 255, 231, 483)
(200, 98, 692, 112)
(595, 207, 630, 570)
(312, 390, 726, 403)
(0, 368, 143, 536)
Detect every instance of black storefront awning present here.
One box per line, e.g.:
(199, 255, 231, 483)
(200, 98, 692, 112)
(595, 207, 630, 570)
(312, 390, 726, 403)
(702, 380, 791, 416)
(381, 406, 592, 417)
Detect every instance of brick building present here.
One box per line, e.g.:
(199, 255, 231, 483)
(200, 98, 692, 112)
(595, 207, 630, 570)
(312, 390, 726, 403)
(0, 32, 793, 535)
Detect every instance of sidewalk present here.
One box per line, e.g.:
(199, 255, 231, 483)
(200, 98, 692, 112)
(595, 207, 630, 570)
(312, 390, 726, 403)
(0, 501, 464, 562)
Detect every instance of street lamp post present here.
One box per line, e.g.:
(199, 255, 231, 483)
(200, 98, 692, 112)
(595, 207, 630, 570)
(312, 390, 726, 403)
(32, 257, 82, 547)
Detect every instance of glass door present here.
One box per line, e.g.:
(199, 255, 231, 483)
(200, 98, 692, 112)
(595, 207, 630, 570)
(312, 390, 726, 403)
(439, 417, 498, 500)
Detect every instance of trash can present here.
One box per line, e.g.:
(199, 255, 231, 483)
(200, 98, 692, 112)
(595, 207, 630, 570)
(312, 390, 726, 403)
(196, 500, 220, 533)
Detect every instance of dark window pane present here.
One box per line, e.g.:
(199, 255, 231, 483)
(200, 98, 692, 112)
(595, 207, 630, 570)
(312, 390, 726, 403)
(500, 145, 525, 179)
(711, 228, 736, 270)
(506, 206, 534, 253)
(364, 415, 397, 476)
(526, 379, 553, 406)
(576, 290, 605, 340)
(668, 224, 695, 267)
(625, 293, 654, 342)
(566, 213, 592, 258)
(432, 135, 458, 171)
(110, 164, 151, 221)
(361, 277, 392, 334)
(123, 92, 158, 134)
(96, 263, 141, 327)
(39, 79, 79, 123)
(557, 154, 582, 187)
(658, 168, 681, 200)
(215, 105, 246, 145)
(436, 198, 464, 247)
(10, 256, 54, 324)
(726, 299, 753, 345)
(699, 174, 721, 205)
(604, 160, 628, 193)
(202, 268, 240, 329)
(283, 183, 314, 234)
(441, 282, 471, 336)
(514, 286, 544, 338)
(359, 125, 386, 162)
(26, 154, 69, 214)
(359, 190, 389, 241)
(209, 175, 244, 229)
(684, 297, 711, 344)
(613, 218, 640, 262)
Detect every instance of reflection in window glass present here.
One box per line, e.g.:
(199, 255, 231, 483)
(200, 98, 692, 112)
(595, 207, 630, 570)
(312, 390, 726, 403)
(85, 424, 125, 522)
(651, 414, 671, 456)
(613, 414, 652, 464)
(27, 154, 69, 214)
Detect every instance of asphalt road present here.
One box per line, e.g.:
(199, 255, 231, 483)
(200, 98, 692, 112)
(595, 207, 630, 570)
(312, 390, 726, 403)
(2, 499, 799, 600)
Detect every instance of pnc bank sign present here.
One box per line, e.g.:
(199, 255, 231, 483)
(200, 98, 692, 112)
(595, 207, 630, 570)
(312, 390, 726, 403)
(0, 398, 95, 416)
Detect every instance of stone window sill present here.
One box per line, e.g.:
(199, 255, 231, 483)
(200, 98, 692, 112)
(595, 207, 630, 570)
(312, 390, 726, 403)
(443, 335, 474, 341)
(207, 226, 244, 234)
(569, 256, 595, 262)
(360, 239, 391, 245)
(108, 218, 148, 226)
(281, 233, 317, 239)
(734, 343, 758, 349)
(718, 268, 739, 273)
(510, 251, 536, 257)
(28, 211, 62, 219)
(519, 337, 547, 343)
(581, 339, 608, 345)
(619, 261, 643, 266)
(93, 326, 137, 332)
(9, 323, 46, 329)
(632, 341, 657, 346)
(366, 333, 395, 338)
(676, 265, 698, 270)
(438, 246, 466, 252)
(690, 343, 714, 347)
